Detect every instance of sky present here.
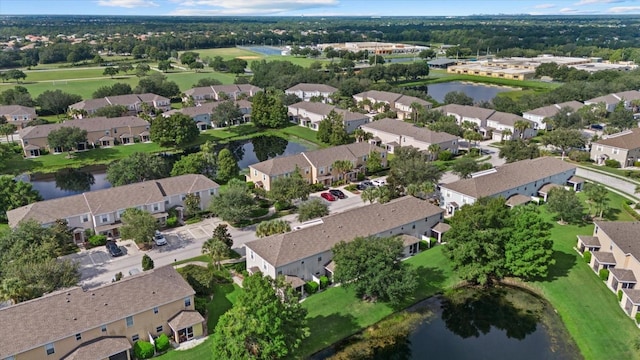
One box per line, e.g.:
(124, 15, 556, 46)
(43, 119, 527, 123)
(1, 0, 640, 16)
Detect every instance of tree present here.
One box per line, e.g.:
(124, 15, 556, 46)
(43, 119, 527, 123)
(212, 100, 243, 128)
(150, 113, 199, 148)
(0, 123, 17, 143)
(361, 186, 378, 204)
(251, 91, 289, 128)
(498, 139, 540, 163)
(171, 152, 216, 178)
(333, 236, 417, 304)
(504, 206, 555, 279)
(256, 219, 291, 238)
(157, 60, 173, 72)
(317, 117, 333, 143)
(541, 129, 586, 157)
(0, 86, 34, 106)
(211, 224, 233, 248)
(360, 185, 392, 204)
(135, 63, 151, 77)
(269, 169, 311, 205)
(92, 104, 128, 118)
(47, 126, 88, 157)
(118, 63, 134, 74)
(135, 73, 180, 98)
(106, 152, 170, 186)
(444, 91, 474, 106)
(353, 128, 371, 143)
(180, 51, 200, 65)
(102, 66, 119, 78)
(216, 148, 240, 183)
(419, 49, 436, 59)
(452, 157, 480, 179)
(583, 183, 609, 218)
(386, 146, 442, 196)
(5, 69, 26, 83)
(366, 150, 384, 174)
(212, 273, 309, 359)
(317, 110, 348, 145)
(142, 254, 155, 271)
(608, 102, 636, 130)
(120, 208, 157, 246)
(184, 193, 201, 218)
(209, 179, 256, 224)
(36, 90, 82, 115)
(332, 159, 353, 182)
(514, 120, 532, 139)
(0, 176, 42, 222)
(297, 198, 329, 222)
(202, 237, 228, 269)
(193, 78, 223, 87)
(92, 83, 133, 98)
(427, 143, 441, 161)
(547, 187, 585, 224)
(189, 61, 205, 72)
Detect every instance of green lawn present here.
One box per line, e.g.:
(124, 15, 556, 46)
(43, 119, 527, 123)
(183, 47, 264, 61)
(415, 69, 562, 90)
(277, 125, 328, 148)
(207, 283, 243, 334)
(23, 68, 109, 82)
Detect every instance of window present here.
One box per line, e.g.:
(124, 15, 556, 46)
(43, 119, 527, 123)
(153, 204, 159, 212)
(156, 325, 163, 333)
(153, 307, 159, 314)
(165, 200, 169, 205)
(184, 297, 191, 307)
(101, 324, 107, 332)
(613, 148, 619, 155)
(132, 334, 139, 342)
(277, 270, 282, 275)
(363, 156, 367, 161)
(81, 215, 88, 223)
(250, 251, 254, 260)
(210, 189, 215, 195)
(305, 168, 310, 174)
(263, 175, 266, 181)
(45, 343, 55, 355)
(101, 215, 108, 223)
(181, 195, 186, 201)
(126, 316, 134, 327)
(262, 260, 267, 270)
(254, 170, 257, 176)
(75, 333, 82, 341)
(317, 256, 322, 262)
(113, 128, 117, 134)
(105, 130, 110, 135)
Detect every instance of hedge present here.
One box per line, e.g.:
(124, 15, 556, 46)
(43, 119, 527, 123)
(176, 265, 214, 296)
(155, 333, 171, 353)
(618, 290, 623, 302)
(583, 251, 592, 264)
(604, 159, 621, 168)
(319, 276, 329, 289)
(133, 340, 155, 359)
(599, 268, 610, 281)
(88, 234, 107, 247)
(304, 281, 319, 295)
(622, 203, 640, 221)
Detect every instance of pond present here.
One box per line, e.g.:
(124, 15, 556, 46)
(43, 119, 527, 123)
(314, 286, 581, 360)
(18, 136, 310, 200)
(410, 81, 517, 103)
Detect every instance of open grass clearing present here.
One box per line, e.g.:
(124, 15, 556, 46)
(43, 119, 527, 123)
(181, 47, 264, 61)
(23, 68, 112, 82)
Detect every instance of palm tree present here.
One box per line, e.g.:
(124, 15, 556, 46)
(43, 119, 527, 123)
(514, 120, 532, 139)
(501, 128, 512, 142)
(427, 144, 441, 161)
(353, 128, 373, 143)
(202, 237, 228, 269)
(332, 159, 353, 182)
(0, 123, 16, 143)
(361, 187, 378, 204)
(409, 102, 424, 123)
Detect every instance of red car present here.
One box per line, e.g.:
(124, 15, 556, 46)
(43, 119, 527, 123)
(321, 192, 336, 201)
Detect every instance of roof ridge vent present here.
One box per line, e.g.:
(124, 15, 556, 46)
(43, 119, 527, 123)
(471, 168, 497, 178)
(606, 130, 633, 138)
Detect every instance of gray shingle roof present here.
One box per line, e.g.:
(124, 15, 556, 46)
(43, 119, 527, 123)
(6, 194, 90, 227)
(167, 310, 205, 331)
(353, 90, 403, 104)
(623, 288, 640, 304)
(61, 337, 131, 360)
(524, 101, 584, 118)
(289, 101, 335, 115)
(594, 128, 640, 150)
(586, 90, 640, 105)
(361, 118, 458, 145)
(594, 221, 640, 260)
(610, 268, 636, 283)
(0, 266, 194, 357)
(0, 105, 36, 117)
(487, 111, 533, 127)
(250, 153, 310, 176)
(286, 83, 337, 93)
(19, 116, 150, 140)
(577, 235, 601, 247)
(394, 95, 432, 108)
(436, 104, 495, 120)
(69, 93, 168, 112)
(591, 251, 617, 264)
(442, 157, 575, 199)
(245, 196, 443, 267)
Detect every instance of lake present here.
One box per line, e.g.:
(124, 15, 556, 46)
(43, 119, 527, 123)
(410, 81, 517, 103)
(314, 286, 581, 360)
(18, 136, 310, 200)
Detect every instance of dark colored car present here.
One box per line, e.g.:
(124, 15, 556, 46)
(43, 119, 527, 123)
(329, 189, 346, 199)
(321, 192, 337, 201)
(357, 181, 375, 190)
(106, 240, 123, 257)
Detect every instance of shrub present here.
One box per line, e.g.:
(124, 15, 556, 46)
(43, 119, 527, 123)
(274, 201, 292, 211)
(438, 150, 453, 161)
(618, 290, 623, 302)
(568, 150, 591, 162)
(88, 234, 107, 247)
(133, 340, 155, 359)
(142, 254, 155, 271)
(155, 333, 171, 353)
(583, 251, 592, 264)
(177, 265, 215, 295)
(623, 203, 640, 221)
(304, 281, 319, 294)
(636, 313, 640, 324)
(599, 268, 610, 281)
(357, 173, 365, 181)
(345, 184, 357, 192)
(310, 183, 326, 192)
(185, 216, 202, 224)
(297, 198, 329, 222)
(634, 161, 640, 167)
(604, 159, 621, 168)
(332, 180, 346, 186)
(319, 276, 329, 289)
(113, 272, 123, 282)
(166, 216, 179, 228)
(195, 296, 208, 315)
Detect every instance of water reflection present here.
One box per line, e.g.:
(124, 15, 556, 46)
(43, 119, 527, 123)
(252, 135, 289, 162)
(54, 168, 96, 193)
(408, 81, 516, 103)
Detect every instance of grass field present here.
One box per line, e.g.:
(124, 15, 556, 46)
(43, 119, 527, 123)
(23, 67, 110, 82)
(182, 47, 264, 61)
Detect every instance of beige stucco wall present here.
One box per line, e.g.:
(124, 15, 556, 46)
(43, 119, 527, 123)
(591, 144, 640, 168)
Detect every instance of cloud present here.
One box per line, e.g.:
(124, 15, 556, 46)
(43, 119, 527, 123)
(608, 6, 640, 12)
(558, 6, 600, 13)
(574, 0, 623, 5)
(534, 4, 555, 9)
(170, 0, 339, 15)
(97, 0, 159, 8)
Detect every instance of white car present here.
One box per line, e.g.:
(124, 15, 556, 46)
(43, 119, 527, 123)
(372, 179, 386, 187)
(153, 231, 167, 246)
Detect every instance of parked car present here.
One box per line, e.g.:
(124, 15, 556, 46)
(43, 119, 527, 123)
(329, 189, 346, 199)
(321, 192, 336, 201)
(153, 230, 167, 246)
(106, 240, 123, 257)
(357, 181, 375, 190)
(128, 268, 141, 276)
(372, 179, 386, 187)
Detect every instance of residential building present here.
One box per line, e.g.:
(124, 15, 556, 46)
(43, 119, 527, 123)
(245, 196, 444, 287)
(68, 93, 170, 118)
(360, 118, 459, 155)
(247, 142, 386, 190)
(0, 105, 37, 129)
(0, 266, 204, 360)
(285, 83, 337, 103)
(584, 90, 640, 113)
(182, 84, 262, 103)
(522, 101, 585, 130)
(163, 100, 252, 130)
(436, 104, 537, 140)
(352, 90, 433, 120)
(7, 174, 219, 243)
(439, 157, 581, 215)
(288, 101, 369, 133)
(576, 221, 640, 321)
(18, 116, 150, 157)
(317, 42, 427, 55)
(590, 128, 640, 168)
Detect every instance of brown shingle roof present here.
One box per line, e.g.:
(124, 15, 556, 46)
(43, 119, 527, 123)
(286, 83, 337, 93)
(289, 101, 335, 115)
(361, 118, 458, 145)
(245, 196, 443, 267)
(167, 310, 205, 331)
(436, 104, 496, 120)
(487, 111, 533, 127)
(610, 268, 636, 283)
(594, 128, 640, 150)
(7, 194, 90, 227)
(354, 90, 403, 104)
(524, 101, 584, 118)
(19, 116, 150, 140)
(250, 153, 310, 177)
(591, 251, 617, 264)
(586, 90, 640, 105)
(0, 266, 194, 357)
(623, 289, 640, 304)
(431, 222, 451, 234)
(505, 194, 532, 207)
(442, 157, 575, 199)
(394, 95, 432, 108)
(0, 105, 36, 117)
(577, 235, 601, 247)
(594, 221, 640, 260)
(69, 93, 167, 112)
(61, 337, 131, 360)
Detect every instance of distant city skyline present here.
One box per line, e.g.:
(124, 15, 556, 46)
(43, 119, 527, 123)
(2, 0, 640, 16)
